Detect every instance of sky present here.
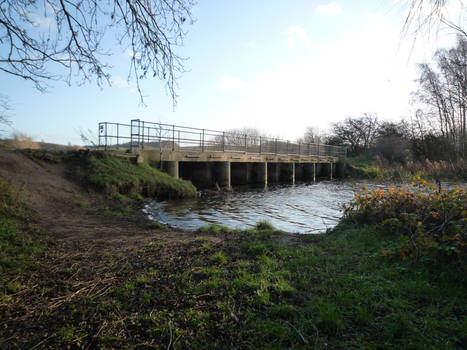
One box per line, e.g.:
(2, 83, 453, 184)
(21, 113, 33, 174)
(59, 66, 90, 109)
(0, 0, 465, 145)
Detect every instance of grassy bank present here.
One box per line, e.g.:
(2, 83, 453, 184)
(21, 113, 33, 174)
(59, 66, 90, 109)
(344, 155, 466, 182)
(67, 151, 197, 200)
(20, 149, 197, 200)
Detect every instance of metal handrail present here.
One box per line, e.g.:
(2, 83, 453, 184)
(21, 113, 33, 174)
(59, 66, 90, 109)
(98, 119, 347, 158)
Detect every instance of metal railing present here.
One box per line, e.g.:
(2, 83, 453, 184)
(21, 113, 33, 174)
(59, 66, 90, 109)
(98, 119, 347, 158)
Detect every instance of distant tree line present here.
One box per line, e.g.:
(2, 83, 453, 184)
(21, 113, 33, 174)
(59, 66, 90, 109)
(312, 36, 466, 164)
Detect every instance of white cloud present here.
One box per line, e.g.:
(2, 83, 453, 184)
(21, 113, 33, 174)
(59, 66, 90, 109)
(213, 75, 248, 91)
(315, 2, 342, 16)
(287, 25, 310, 49)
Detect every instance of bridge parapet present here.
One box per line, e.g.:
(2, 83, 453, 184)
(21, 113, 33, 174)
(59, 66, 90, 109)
(98, 119, 346, 159)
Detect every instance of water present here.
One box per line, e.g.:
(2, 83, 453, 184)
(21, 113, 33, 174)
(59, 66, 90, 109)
(144, 181, 386, 234)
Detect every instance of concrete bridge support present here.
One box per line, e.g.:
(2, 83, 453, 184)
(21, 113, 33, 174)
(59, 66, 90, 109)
(220, 161, 231, 188)
(164, 159, 338, 188)
(259, 162, 268, 186)
(291, 163, 296, 185)
(162, 161, 179, 179)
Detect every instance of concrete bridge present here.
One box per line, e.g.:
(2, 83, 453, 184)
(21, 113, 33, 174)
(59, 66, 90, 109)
(98, 119, 346, 188)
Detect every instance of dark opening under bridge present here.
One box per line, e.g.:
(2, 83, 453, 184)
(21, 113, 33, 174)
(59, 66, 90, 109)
(98, 119, 347, 188)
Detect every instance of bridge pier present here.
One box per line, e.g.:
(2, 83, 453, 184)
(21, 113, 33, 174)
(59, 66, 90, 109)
(211, 161, 231, 188)
(261, 162, 268, 186)
(163, 161, 179, 179)
(219, 161, 231, 188)
(156, 158, 340, 189)
(291, 163, 295, 185)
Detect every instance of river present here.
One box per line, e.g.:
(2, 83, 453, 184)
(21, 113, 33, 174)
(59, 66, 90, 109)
(144, 181, 388, 234)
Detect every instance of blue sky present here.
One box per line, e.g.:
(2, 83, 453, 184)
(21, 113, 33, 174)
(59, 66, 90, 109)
(0, 0, 464, 144)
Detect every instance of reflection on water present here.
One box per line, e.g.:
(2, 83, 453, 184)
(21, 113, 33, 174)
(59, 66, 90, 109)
(144, 181, 387, 234)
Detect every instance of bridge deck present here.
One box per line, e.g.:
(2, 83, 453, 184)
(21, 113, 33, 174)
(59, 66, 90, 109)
(141, 150, 338, 163)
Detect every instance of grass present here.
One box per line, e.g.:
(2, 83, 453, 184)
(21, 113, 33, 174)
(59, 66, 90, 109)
(345, 155, 402, 180)
(0, 176, 40, 277)
(6, 220, 464, 348)
(345, 154, 466, 181)
(68, 150, 197, 200)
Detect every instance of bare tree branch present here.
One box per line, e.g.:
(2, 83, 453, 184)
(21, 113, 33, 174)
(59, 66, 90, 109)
(399, 0, 466, 43)
(0, 0, 195, 105)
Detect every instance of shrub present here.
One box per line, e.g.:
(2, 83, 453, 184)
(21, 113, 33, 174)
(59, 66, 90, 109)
(342, 179, 466, 262)
(8, 132, 40, 149)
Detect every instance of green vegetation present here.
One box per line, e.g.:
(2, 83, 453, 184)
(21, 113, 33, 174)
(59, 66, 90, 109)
(69, 151, 197, 199)
(345, 155, 466, 181)
(0, 177, 40, 277)
(12, 215, 464, 348)
(343, 179, 466, 262)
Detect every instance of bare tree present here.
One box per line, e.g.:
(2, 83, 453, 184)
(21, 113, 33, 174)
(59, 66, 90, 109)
(331, 114, 380, 154)
(0, 0, 195, 104)
(297, 126, 320, 144)
(400, 0, 466, 40)
(414, 36, 466, 156)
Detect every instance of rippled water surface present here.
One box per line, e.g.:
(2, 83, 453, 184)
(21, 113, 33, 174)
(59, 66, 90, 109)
(145, 181, 388, 234)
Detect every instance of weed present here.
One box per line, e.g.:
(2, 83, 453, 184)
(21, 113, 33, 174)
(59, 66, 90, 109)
(210, 251, 228, 265)
(256, 220, 274, 231)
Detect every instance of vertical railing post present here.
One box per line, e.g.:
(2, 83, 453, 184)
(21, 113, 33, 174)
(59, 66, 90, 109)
(298, 141, 301, 156)
(318, 142, 320, 159)
(202, 129, 205, 152)
(172, 125, 175, 151)
(259, 136, 262, 154)
(178, 131, 180, 151)
(116, 123, 119, 148)
(275, 139, 278, 154)
(98, 123, 102, 148)
(159, 125, 162, 153)
(244, 134, 247, 153)
(222, 132, 225, 152)
(104, 123, 108, 150)
(286, 141, 289, 155)
(141, 121, 145, 150)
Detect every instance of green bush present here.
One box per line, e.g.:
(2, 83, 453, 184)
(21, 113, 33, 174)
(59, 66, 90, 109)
(342, 179, 466, 262)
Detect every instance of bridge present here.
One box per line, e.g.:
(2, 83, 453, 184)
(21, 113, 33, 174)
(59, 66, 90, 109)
(98, 119, 346, 188)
